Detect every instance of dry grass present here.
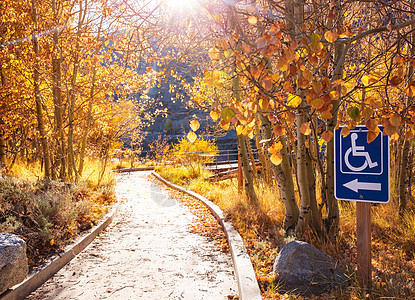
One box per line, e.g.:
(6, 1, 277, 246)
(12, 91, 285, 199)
(1, 158, 117, 269)
(156, 164, 415, 300)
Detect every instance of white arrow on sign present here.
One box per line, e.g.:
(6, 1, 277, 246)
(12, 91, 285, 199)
(343, 179, 381, 193)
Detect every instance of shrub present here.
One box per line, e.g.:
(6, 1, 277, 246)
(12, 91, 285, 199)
(147, 134, 172, 163)
(171, 137, 217, 165)
(0, 175, 111, 267)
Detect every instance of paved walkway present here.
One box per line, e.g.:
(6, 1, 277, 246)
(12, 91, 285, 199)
(28, 171, 238, 299)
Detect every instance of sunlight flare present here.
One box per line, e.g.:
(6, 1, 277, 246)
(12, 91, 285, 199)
(164, 0, 199, 11)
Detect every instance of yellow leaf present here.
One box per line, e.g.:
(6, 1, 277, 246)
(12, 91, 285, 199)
(220, 120, 230, 130)
(362, 75, 370, 86)
(248, 16, 257, 25)
(362, 75, 378, 87)
(268, 141, 283, 154)
(287, 93, 302, 108)
(270, 153, 283, 165)
(236, 125, 243, 135)
(189, 120, 200, 131)
(330, 90, 339, 100)
(187, 131, 197, 143)
(311, 98, 324, 109)
(210, 110, 220, 121)
(300, 122, 312, 135)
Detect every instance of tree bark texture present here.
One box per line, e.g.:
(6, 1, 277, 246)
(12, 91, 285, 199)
(237, 133, 259, 206)
(259, 113, 299, 233)
(325, 0, 344, 237)
(399, 2, 415, 216)
(245, 135, 258, 183)
(32, 0, 51, 179)
(233, 73, 259, 206)
(0, 65, 6, 168)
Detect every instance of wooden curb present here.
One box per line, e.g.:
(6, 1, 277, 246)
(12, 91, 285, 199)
(152, 172, 262, 300)
(0, 205, 119, 300)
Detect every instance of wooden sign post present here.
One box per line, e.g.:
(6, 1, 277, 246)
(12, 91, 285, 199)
(356, 201, 372, 287)
(334, 126, 390, 289)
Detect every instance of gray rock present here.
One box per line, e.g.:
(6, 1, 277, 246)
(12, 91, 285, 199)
(0, 233, 28, 294)
(273, 240, 348, 296)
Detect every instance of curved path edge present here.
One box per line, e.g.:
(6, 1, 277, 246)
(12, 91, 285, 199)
(0, 204, 119, 300)
(152, 171, 262, 300)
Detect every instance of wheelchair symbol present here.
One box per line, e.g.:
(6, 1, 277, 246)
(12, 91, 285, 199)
(344, 133, 378, 172)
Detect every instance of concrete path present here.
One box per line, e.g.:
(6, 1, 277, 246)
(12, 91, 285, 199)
(27, 171, 238, 299)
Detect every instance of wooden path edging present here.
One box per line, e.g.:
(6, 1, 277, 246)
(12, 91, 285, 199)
(0, 205, 119, 300)
(152, 171, 262, 300)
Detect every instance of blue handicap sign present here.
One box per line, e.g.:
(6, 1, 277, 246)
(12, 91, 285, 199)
(334, 126, 390, 203)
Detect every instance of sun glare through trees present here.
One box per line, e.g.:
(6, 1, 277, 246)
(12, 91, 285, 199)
(164, 0, 200, 11)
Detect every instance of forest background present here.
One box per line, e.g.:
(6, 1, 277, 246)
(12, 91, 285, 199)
(1, 0, 415, 299)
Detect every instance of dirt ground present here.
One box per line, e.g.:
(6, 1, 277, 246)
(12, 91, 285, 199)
(27, 171, 238, 299)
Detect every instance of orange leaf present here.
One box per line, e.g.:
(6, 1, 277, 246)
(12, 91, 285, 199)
(296, 77, 309, 89)
(208, 48, 220, 60)
(261, 78, 273, 91)
(390, 75, 403, 86)
(273, 124, 285, 136)
(270, 153, 283, 165)
(303, 70, 314, 82)
(321, 131, 333, 142)
(300, 122, 312, 135)
(383, 124, 397, 136)
(367, 127, 380, 144)
(365, 118, 378, 131)
(362, 107, 373, 120)
(193, 95, 202, 104)
(390, 114, 402, 127)
(324, 30, 338, 43)
(340, 127, 350, 137)
(405, 83, 415, 97)
(187, 131, 197, 143)
(321, 111, 333, 120)
(366, 96, 382, 109)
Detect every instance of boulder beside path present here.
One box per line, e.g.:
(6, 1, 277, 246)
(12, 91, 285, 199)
(0, 233, 28, 295)
(273, 240, 348, 296)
